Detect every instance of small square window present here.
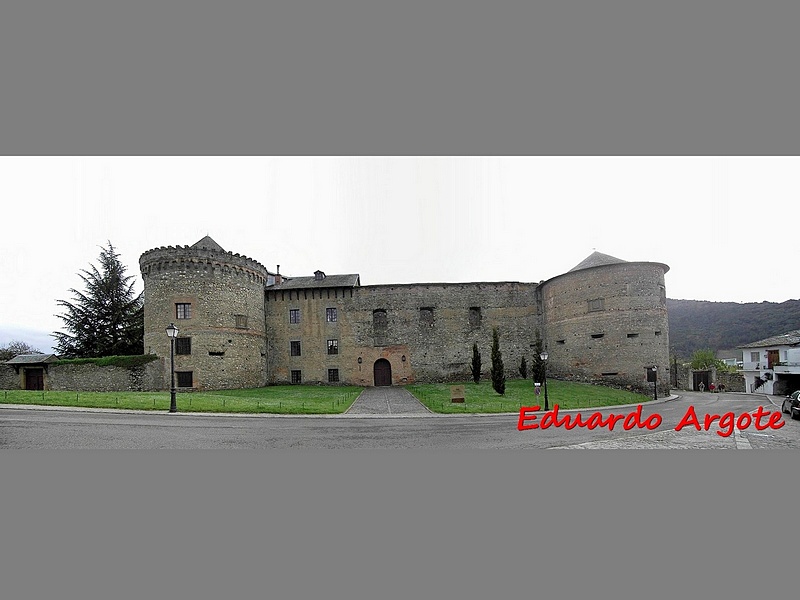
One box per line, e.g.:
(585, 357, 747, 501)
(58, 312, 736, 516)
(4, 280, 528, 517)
(655, 330, 662, 336)
(326, 308, 337, 322)
(588, 298, 604, 312)
(373, 309, 387, 327)
(291, 370, 302, 384)
(175, 337, 191, 355)
(328, 368, 340, 383)
(176, 303, 192, 319)
(290, 341, 301, 356)
(235, 314, 248, 329)
(289, 309, 300, 324)
(176, 371, 193, 388)
(327, 339, 339, 355)
(420, 307, 434, 326)
(469, 307, 482, 327)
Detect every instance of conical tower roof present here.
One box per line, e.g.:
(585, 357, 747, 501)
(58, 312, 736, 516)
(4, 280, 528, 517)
(191, 236, 225, 252)
(568, 251, 627, 272)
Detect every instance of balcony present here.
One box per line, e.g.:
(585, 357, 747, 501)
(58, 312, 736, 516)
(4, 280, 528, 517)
(773, 362, 800, 375)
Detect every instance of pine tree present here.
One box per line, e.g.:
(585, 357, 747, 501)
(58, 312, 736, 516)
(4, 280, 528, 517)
(471, 342, 482, 384)
(490, 327, 505, 395)
(53, 242, 144, 358)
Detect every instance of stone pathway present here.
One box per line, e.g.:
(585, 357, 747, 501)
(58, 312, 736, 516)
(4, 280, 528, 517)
(345, 386, 431, 415)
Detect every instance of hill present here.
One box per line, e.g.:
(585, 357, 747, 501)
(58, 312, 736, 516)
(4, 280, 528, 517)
(667, 298, 800, 359)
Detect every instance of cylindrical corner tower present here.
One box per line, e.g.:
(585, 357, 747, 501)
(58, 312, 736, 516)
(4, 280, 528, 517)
(139, 236, 269, 390)
(539, 252, 670, 396)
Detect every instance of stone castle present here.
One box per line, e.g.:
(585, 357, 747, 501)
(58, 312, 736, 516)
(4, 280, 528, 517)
(139, 236, 671, 395)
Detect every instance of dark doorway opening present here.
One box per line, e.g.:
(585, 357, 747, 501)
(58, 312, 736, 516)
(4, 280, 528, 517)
(373, 359, 392, 386)
(25, 368, 44, 391)
(692, 370, 710, 391)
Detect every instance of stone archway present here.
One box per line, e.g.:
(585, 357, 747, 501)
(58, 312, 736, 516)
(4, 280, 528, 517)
(373, 358, 392, 386)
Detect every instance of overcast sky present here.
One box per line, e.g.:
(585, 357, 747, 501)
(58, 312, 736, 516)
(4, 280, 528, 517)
(1, 156, 798, 354)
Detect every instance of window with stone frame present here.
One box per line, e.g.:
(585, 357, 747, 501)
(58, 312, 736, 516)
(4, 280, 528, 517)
(326, 307, 337, 322)
(328, 368, 340, 383)
(289, 309, 300, 324)
(587, 298, 604, 312)
(291, 370, 302, 384)
(175, 337, 191, 355)
(327, 339, 339, 355)
(176, 302, 192, 319)
(176, 371, 193, 387)
(290, 341, 301, 356)
(235, 314, 248, 329)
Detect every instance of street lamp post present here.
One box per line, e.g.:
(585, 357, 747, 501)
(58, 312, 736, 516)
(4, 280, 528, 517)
(540, 350, 549, 411)
(652, 365, 658, 401)
(166, 323, 178, 413)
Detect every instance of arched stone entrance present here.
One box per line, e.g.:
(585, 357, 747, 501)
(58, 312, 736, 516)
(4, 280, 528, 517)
(373, 358, 392, 386)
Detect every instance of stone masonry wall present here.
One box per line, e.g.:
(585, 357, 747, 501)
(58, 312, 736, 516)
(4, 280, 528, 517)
(46, 360, 165, 391)
(540, 263, 670, 395)
(0, 361, 165, 392)
(140, 245, 269, 390)
(0, 364, 20, 389)
(265, 282, 542, 386)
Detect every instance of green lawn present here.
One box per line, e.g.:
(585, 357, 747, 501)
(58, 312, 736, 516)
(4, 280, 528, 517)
(0, 386, 363, 414)
(407, 379, 653, 413)
(0, 379, 653, 414)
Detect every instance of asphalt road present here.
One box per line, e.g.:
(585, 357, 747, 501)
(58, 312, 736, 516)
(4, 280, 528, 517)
(1, 391, 797, 449)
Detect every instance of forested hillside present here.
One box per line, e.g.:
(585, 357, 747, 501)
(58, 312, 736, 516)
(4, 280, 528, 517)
(667, 299, 800, 359)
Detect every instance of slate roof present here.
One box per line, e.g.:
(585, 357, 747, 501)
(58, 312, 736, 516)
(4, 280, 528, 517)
(5, 353, 59, 365)
(272, 274, 361, 290)
(191, 236, 225, 252)
(568, 251, 628, 272)
(738, 330, 800, 349)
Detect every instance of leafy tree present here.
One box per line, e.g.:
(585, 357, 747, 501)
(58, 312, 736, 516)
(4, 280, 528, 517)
(471, 342, 482, 384)
(531, 329, 546, 383)
(53, 242, 144, 358)
(518, 356, 528, 379)
(490, 327, 505, 395)
(690, 348, 726, 371)
(0, 340, 42, 361)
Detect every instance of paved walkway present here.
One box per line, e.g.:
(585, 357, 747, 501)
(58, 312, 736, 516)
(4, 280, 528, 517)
(345, 386, 431, 415)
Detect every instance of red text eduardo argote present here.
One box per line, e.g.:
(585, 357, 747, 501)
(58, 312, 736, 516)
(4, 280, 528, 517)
(517, 404, 784, 438)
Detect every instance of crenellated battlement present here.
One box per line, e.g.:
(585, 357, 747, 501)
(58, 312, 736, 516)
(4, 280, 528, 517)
(139, 242, 270, 285)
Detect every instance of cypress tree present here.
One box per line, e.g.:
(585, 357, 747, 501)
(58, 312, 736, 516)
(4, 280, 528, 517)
(490, 327, 505, 395)
(471, 342, 482, 384)
(519, 356, 528, 379)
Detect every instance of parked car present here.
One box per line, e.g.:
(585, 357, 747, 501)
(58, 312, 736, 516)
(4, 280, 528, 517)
(781, 390, 800, 420)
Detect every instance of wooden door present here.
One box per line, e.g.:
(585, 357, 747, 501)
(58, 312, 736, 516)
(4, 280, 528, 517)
(25, 368, 44, 391)
(373, 359, 392, 386)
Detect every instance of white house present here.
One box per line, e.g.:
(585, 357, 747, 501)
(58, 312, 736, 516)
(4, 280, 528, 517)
(738, 329, 800, 395)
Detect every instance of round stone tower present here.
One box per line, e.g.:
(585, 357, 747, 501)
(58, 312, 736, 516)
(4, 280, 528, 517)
(539, 251, 670, 396)
(139, 236, 270, 390)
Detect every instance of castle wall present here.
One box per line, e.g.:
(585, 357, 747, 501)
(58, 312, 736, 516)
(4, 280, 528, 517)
(540, 262, 670, 395)
(140, 245, 269, 390)
(0, 361, 164, 392)
(0, 365, 20, 389)
(265, 282, 542, 386)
